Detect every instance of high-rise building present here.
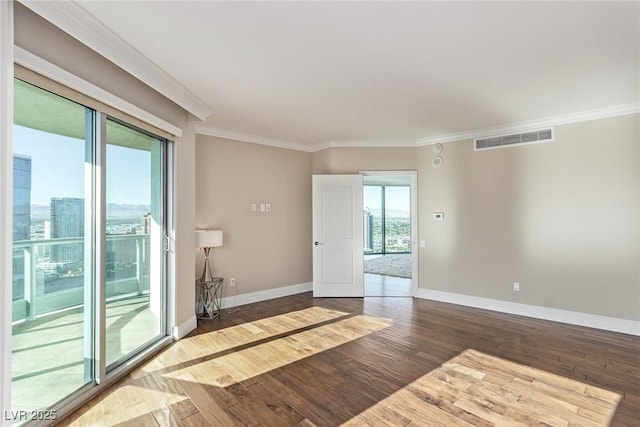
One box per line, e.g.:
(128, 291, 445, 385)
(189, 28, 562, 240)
(141, 213, 151, 234)
(12, 154, 31, 302)
(13, 154, 31, 241)
(50, 197, 84, 262)
(363, 208, 373, 253)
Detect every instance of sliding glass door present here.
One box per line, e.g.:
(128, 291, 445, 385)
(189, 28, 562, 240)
(10, 79, 169, 420)
(11, 79, 93, 415)
(105, 119, 165, 369)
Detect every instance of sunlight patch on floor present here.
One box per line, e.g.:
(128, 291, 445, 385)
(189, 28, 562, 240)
(136, 306, 349, 376)
(66, 381, 189, 427)
(165, 315, 393, 387)
(342, 349, 622, 427)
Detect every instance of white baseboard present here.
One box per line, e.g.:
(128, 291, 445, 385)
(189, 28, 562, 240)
(416, 288, 640, 336)
(221, 282, 312, 309)
(173, 315, 197, 340)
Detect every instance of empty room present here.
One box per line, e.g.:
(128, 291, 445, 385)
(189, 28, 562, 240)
(1, 1, 639, 426)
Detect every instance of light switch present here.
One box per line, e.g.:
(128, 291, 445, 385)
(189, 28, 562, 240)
(266, 203, 271, 212)
(433, 212, 444, 220)
(251, 204, 257, 212)
(260, 203, 266, 212)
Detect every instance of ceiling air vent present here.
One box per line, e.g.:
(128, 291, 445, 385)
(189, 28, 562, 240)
(475, 128, 553, 151)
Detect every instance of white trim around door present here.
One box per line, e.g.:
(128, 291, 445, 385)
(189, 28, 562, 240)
(360, 170, 418, 297)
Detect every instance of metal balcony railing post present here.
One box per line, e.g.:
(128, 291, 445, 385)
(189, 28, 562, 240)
(22, 244, 33, 320)
(136, 236, 143, 295)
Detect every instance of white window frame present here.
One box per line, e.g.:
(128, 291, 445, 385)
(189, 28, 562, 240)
(1, 1, 15, 422)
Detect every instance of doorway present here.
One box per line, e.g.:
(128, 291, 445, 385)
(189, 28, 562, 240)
(361, 171, 417, 297)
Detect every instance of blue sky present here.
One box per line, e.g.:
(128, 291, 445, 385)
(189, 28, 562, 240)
(13, 125, 151, 206)
(364, 185, 410, 214)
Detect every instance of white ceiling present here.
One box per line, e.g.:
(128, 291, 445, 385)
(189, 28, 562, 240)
(45, 1, 640, 151)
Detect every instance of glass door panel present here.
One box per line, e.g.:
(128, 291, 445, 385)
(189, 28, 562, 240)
(363, 186, 382, 254)
(384, 186, 411, 253)
(11, 80, 93, 415)
(363, 185, 411, 254)
(105, 118, 165, 368)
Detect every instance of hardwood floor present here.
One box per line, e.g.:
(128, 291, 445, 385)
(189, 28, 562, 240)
(364, 273, 411, 297)
(60, 293, 640, 426)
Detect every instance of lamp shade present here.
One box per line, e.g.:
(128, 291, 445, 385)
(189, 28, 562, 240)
(195, 229, 223, 248)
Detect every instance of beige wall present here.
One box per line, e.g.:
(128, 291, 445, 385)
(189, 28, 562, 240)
(195, 136, 313, 297)
(192, 143, 416, 298)
(418, 114, 640, 321)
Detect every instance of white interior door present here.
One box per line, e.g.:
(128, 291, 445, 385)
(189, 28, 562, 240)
(312, 175, 364, 297)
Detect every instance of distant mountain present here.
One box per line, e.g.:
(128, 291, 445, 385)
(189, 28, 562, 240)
(106, 204, 151, 218)
(364, 208, 410, 218)
(31, 205, 50, 221)
(30, 203, 151, 220)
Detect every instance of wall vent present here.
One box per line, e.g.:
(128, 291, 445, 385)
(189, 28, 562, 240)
(475, 128, 553, 151)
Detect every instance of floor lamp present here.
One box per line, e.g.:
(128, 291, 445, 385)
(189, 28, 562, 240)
(196, 229, 223, 282)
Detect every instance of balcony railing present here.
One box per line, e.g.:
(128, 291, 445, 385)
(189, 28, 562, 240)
(12, 234, 151, 323)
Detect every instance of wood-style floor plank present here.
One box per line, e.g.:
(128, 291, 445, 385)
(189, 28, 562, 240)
(58, 293, 639, 426)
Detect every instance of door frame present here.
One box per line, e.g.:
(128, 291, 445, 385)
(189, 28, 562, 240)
(360, 170, 418, 297)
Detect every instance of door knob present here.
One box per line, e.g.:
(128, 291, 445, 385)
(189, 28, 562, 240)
(314, 241, 324, 246)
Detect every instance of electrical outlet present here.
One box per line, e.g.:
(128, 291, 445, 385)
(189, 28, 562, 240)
(230, 278, 237, 287)
(513, 282, 520, 292)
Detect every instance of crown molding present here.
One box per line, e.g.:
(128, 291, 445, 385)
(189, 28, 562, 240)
(20, 0, 212, 121)
(196, 125, 312, 152)
(200, 103, 639, 152)
(199, 102, 639, 152)
(196, 126, 418, 153)
(311, 138, 416, 152)
(416, 103, 640, 146)
(198, 101, 640, 152)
